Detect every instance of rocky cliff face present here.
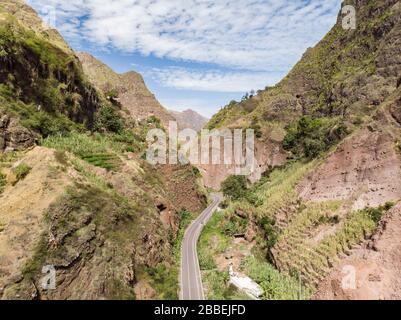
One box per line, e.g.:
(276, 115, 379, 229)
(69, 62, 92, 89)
(0, 1, 102, 137)
(77, 52, 175, 128)
(0, 111, 35, 152)
(0, 146, 206, 300)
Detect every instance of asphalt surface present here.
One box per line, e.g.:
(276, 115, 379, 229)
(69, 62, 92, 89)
(180, 193, 223, 300)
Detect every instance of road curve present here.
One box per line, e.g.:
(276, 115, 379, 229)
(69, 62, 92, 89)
(180, 193, 223, 300)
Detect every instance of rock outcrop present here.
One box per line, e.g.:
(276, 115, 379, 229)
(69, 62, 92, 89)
(77, 52, 175, 128)
(0, 112, 35, 152)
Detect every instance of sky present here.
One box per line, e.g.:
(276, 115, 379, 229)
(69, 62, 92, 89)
(27, 0, 342, 118)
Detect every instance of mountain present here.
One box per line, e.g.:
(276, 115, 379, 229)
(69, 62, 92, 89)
(77, 52, 175, 128)
(2, 0, 401, 301)
(169, 109, 209, 131)
(203, 0, 401, 189)
(0, 0, 206, 300)
(198, 0, 401, 299)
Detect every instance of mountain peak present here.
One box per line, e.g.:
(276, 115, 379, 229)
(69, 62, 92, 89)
(170, 109, 209, 132)
(77, 52, 174, 127)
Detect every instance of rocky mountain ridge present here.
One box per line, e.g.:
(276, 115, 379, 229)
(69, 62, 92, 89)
(169, 109, 208, 132)
(77, 52, 175, 128)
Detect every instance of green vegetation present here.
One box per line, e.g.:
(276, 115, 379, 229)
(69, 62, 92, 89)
(145, 264, 179, 300)
(283, 116, 348, 158)
(106, 89, 119, 100)
(20, 183, 142, 300)
(207, 101, 247, 130)
(222, 212, 248, 238)
(172, 210, 193, 258)
(210, 154, 396, 294)
(198, 211, 229, 272)
(272, 201, 395, 287)
(244, 256, 313, 300)
(221, 175, 248, 200)
(198, 207, 313, 300)
(95, 105, 123, 133)
(202, 271, 250, 300)
(0, 95, 83, 137)
(250, 160, 318, 218)
(150, 209, 203, 300)
(312, 204, 394, 264)
(259, 216, 279, 250)
(0, 170, 6, 193)
(204, 0, 396, 134)
(250, 116, 263, 138)
(42, 132, 119, 170)
(0, 12, 100, 133)
(13, 163, 31, 183)
(42, 131, 143, 170)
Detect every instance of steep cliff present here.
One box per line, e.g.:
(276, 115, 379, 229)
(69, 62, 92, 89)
(77, 52, 175, 128)
(0, 0, 102, 144)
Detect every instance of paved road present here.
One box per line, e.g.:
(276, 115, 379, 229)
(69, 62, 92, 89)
(180, 193, 223, 300)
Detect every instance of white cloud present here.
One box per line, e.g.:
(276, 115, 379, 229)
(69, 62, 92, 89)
(27, 0, 341, 71)
(146, 67, 282, 92)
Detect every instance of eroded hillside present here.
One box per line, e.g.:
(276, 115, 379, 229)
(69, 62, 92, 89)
(0, 0, 206, 300)
(203, 0, 401, 189)
(199, 0, 401, 300)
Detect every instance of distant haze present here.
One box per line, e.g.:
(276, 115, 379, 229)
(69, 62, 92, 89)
(170, 109, 209, 132)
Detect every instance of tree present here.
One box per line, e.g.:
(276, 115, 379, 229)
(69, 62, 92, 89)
(221, 175, 248, 200)
(95, 105, 123, 133)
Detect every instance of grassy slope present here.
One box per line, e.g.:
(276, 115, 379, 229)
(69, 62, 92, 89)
(208, 0, 399, 136)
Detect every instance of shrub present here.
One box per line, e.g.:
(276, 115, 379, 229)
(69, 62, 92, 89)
(259, 216, 278, 249)
(0, 84, 13, 99)
(13, 163, 31, 184)
(0, 170, 6, 193)
(22, 110, 80, 137)
(283, 116, 348, 159)
(221, 175, 248, 200)
(250, 116, 263, 138)
(223, 214, 248, 237)
(146, 264, 178, 300)
(95, 105, 123, 133)
(244, 256, 313, 300)
(364, 202, 394, 223)
(106, 89, 119, 100)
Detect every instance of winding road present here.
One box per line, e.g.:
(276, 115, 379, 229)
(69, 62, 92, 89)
(180, 193, 223, 300)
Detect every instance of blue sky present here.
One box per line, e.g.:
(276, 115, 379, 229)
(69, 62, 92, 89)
(28, 0, 341, 118)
